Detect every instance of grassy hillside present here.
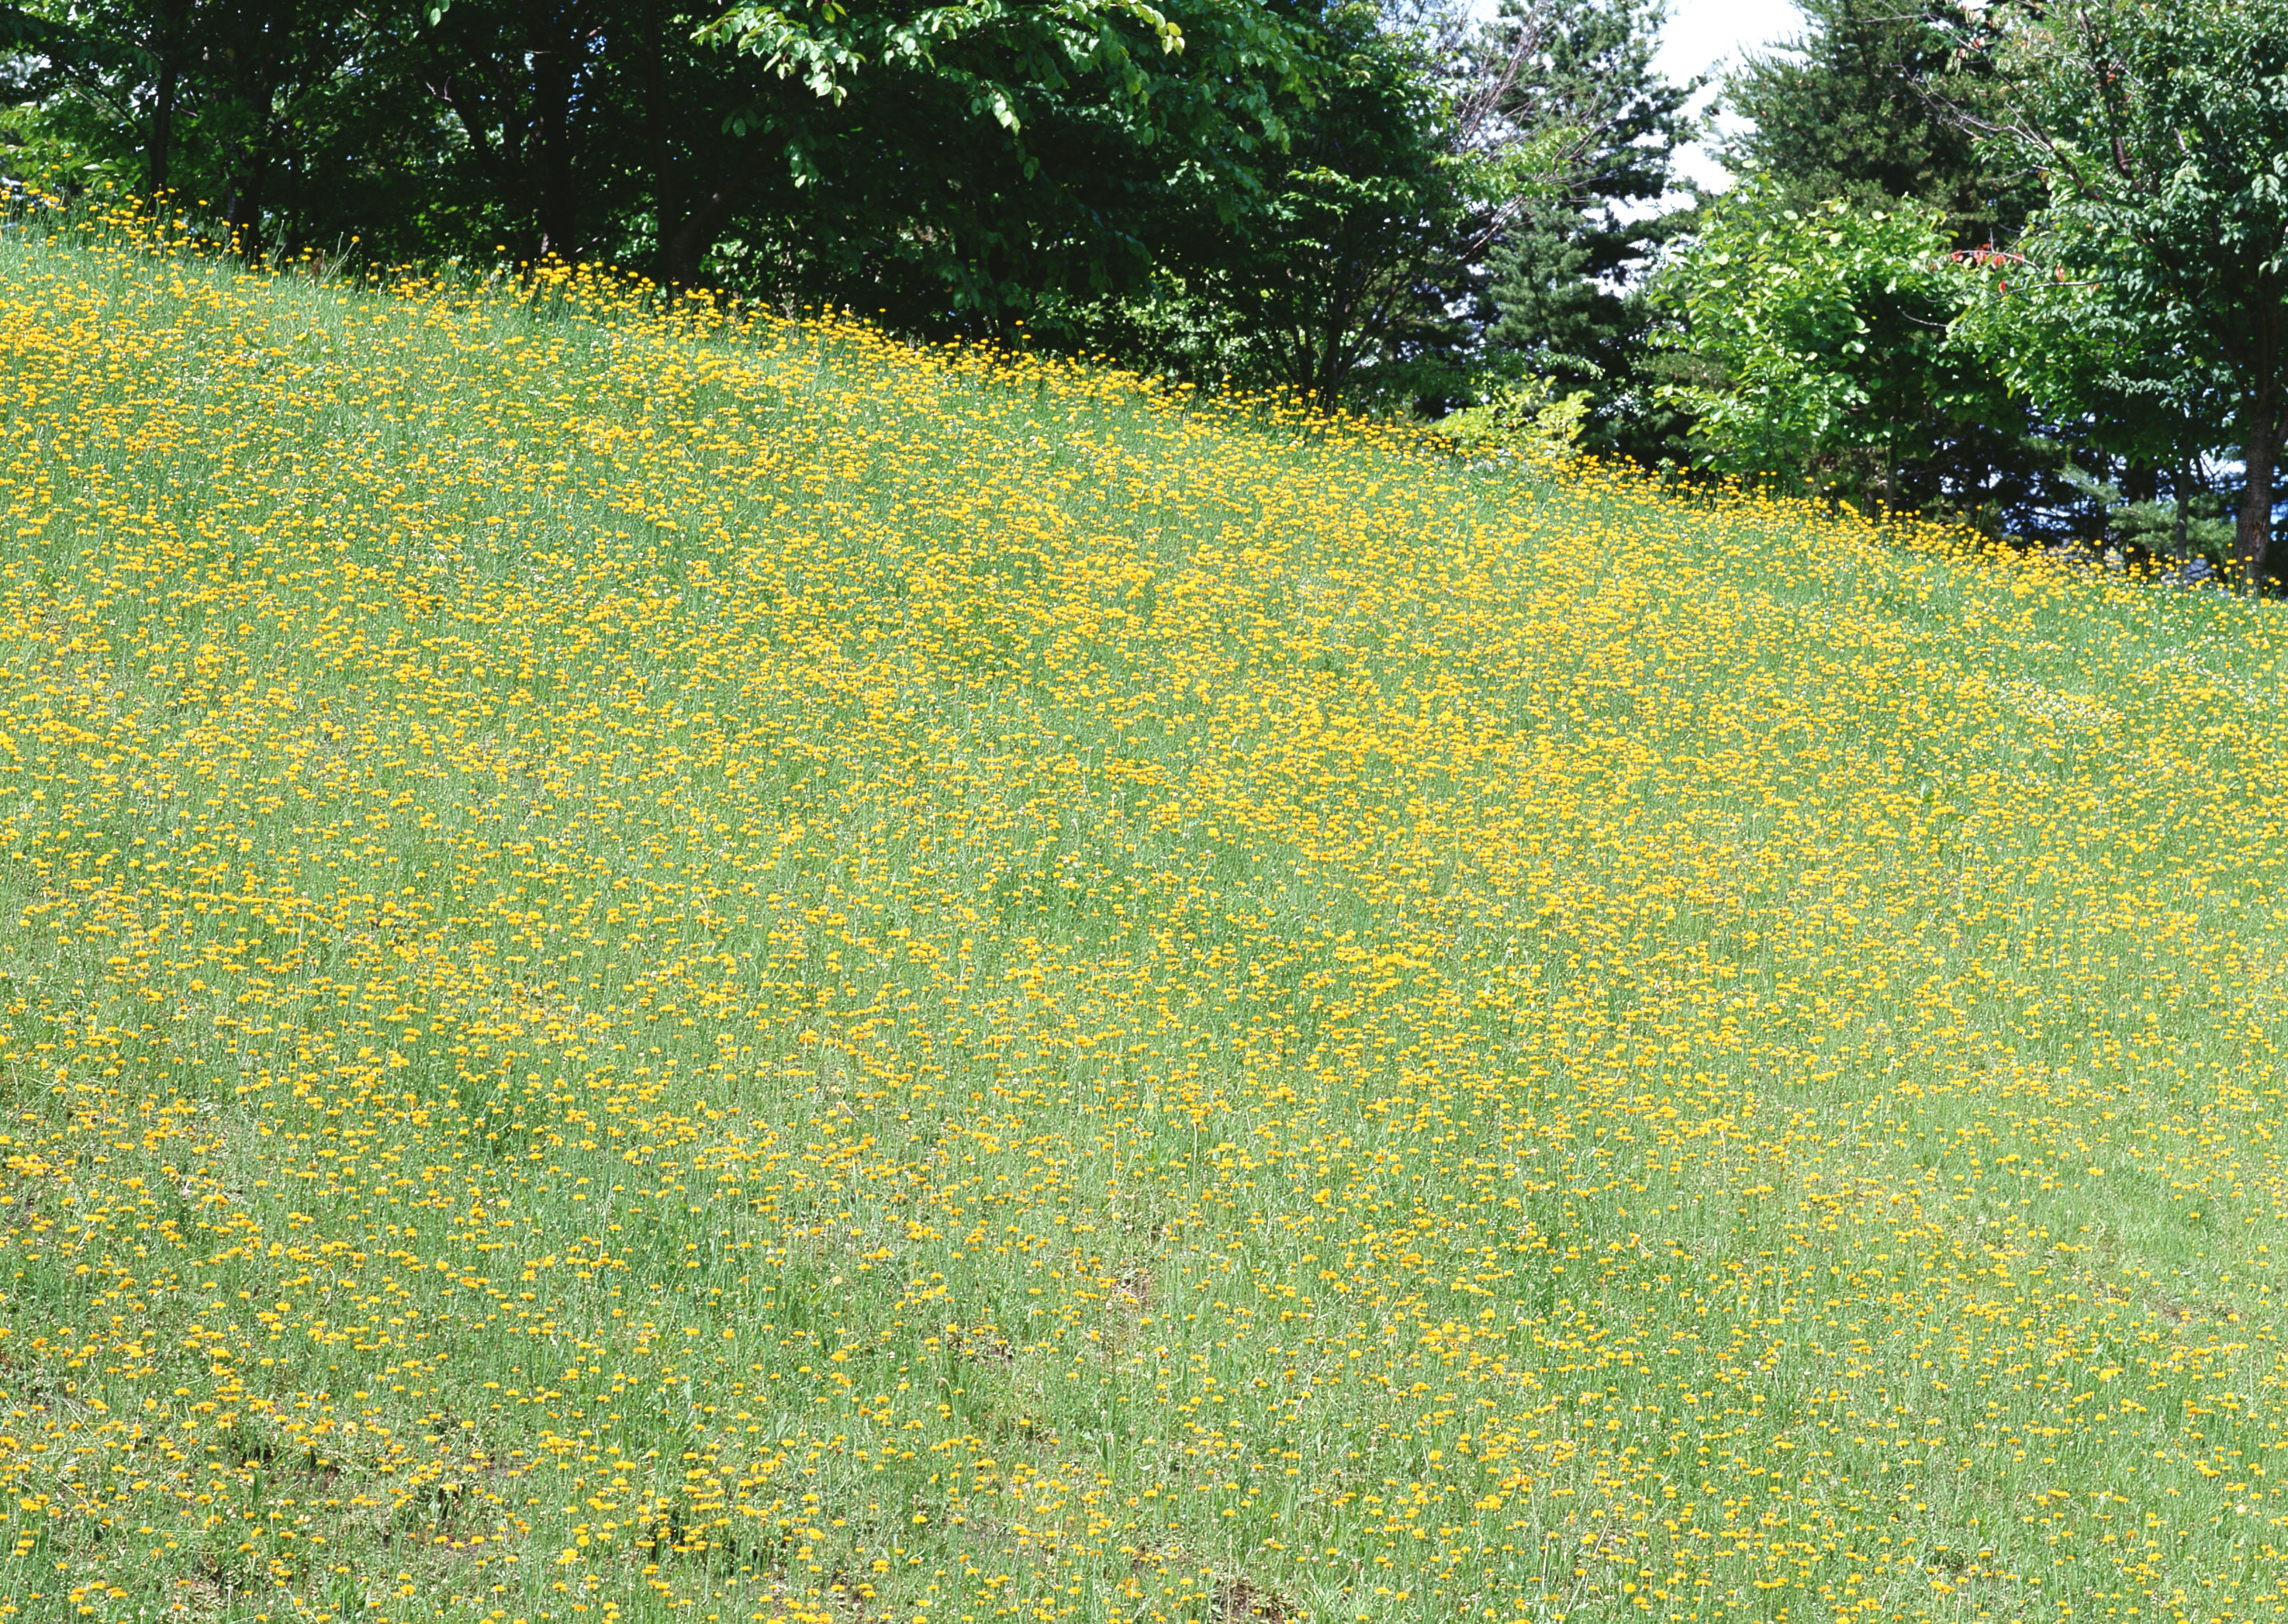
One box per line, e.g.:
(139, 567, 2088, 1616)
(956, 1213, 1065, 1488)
(5, 230, 2288, 1624)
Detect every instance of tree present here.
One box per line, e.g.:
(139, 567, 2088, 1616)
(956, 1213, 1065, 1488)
(1722, 0, 2033, 248)
(0, 2, 166, 195)
(1089, 1, 1480, 409)
(2, 0, 1339, 304)
(1950, 233, 2234, 559)
(0, 0, 1581, 387)
(1032, 0, 1587, 412)
(9, 1, 463, 261)
(695, 0, 1325, 316)
(1958, 0, 2288, 586)
(1479, 0, 1695, 463)
(1649, 179, 2025, 513)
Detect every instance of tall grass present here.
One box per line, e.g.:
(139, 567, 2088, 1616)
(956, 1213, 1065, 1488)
(3, 223, 2288, 1624)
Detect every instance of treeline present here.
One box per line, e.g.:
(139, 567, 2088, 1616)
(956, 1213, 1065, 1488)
(8, 0, 2288, 576)
(0, 0, 1691, 429)
(1669, 0, 2286, 579)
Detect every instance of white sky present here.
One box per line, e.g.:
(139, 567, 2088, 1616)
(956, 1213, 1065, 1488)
(1653, 0, 1807, 192)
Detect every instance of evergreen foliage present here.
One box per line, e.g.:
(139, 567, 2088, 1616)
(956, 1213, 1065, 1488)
(1480, 0, 1695, 463)
(1722, 0, 2034, 247)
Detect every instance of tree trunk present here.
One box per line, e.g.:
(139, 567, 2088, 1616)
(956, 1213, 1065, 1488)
(2237, 301, 2286, 593)
(225, 178, 265, 261)
(640, 0, 681, 280)
(659, 188, 748, 286)
(282, 142, 303, 261)
(150, 60, 176, 200)
(527, 0, 582, 260)
(147, 0, 188, 201)
(1311, 277, 1360, 413)
(635, 0, 751, 285)
(215, 0, 292, 265)
(2238, 402, 2280, 593)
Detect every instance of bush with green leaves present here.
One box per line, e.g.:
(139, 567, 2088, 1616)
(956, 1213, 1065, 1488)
(1650, 180, 2017, 513)
(1433, 374, 1591, 463)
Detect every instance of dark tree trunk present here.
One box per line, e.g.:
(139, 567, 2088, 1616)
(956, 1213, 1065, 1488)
(527, 0, 579, 259)
(658, 188, 746, 287)
(2237, 420, 2278, 592)
(147, 0, 187, 200)
(635, 0, 747, 285)
(225, 175, 265, 260)
(640, 0, 679, 277)
(282, 142, 302, 260)
(149, 60, 176, 199)
(2236, 301, 2286, 592)
(436, 71, 514, 208)
(216, 0, 295, 264)
(2238, 389, 2283, 593)
(1310, 272, 1360, 412)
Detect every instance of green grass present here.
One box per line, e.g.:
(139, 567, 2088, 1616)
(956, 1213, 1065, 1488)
(2, 223, 2288, 1624)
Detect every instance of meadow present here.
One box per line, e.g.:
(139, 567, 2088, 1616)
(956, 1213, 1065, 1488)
(3, 223, 2288, 1624)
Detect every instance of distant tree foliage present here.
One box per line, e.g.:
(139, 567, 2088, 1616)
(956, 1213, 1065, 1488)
(1087, 4, 1478, 409)
(1641, 0, 2262, 551)
(1, 0, 1583, 412)
(687, 0, 1329, 306)
(4, 0, 1332, 300)
(1721, 0, 2034, 248)
(1045, 0, 1602, 412)
(1479, 0, 1698, 466)
(1649, 182, 2043, 517)
(1957, 0, 2288, 585)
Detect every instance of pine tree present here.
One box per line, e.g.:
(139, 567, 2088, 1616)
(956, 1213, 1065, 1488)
(1722, 0, 2033, 248)
(1480, 0, 1696, 464)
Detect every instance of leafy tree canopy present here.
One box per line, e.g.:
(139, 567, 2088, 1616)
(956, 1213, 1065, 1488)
(1962, 0, 2288, 584)
(1650, 178, 2032, 517)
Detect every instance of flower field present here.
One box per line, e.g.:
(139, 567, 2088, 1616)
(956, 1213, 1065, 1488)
(7, 229, 2288, 1624)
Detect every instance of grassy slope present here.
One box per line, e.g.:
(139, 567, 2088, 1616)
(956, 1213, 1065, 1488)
(4, 232, 2288, 1624)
